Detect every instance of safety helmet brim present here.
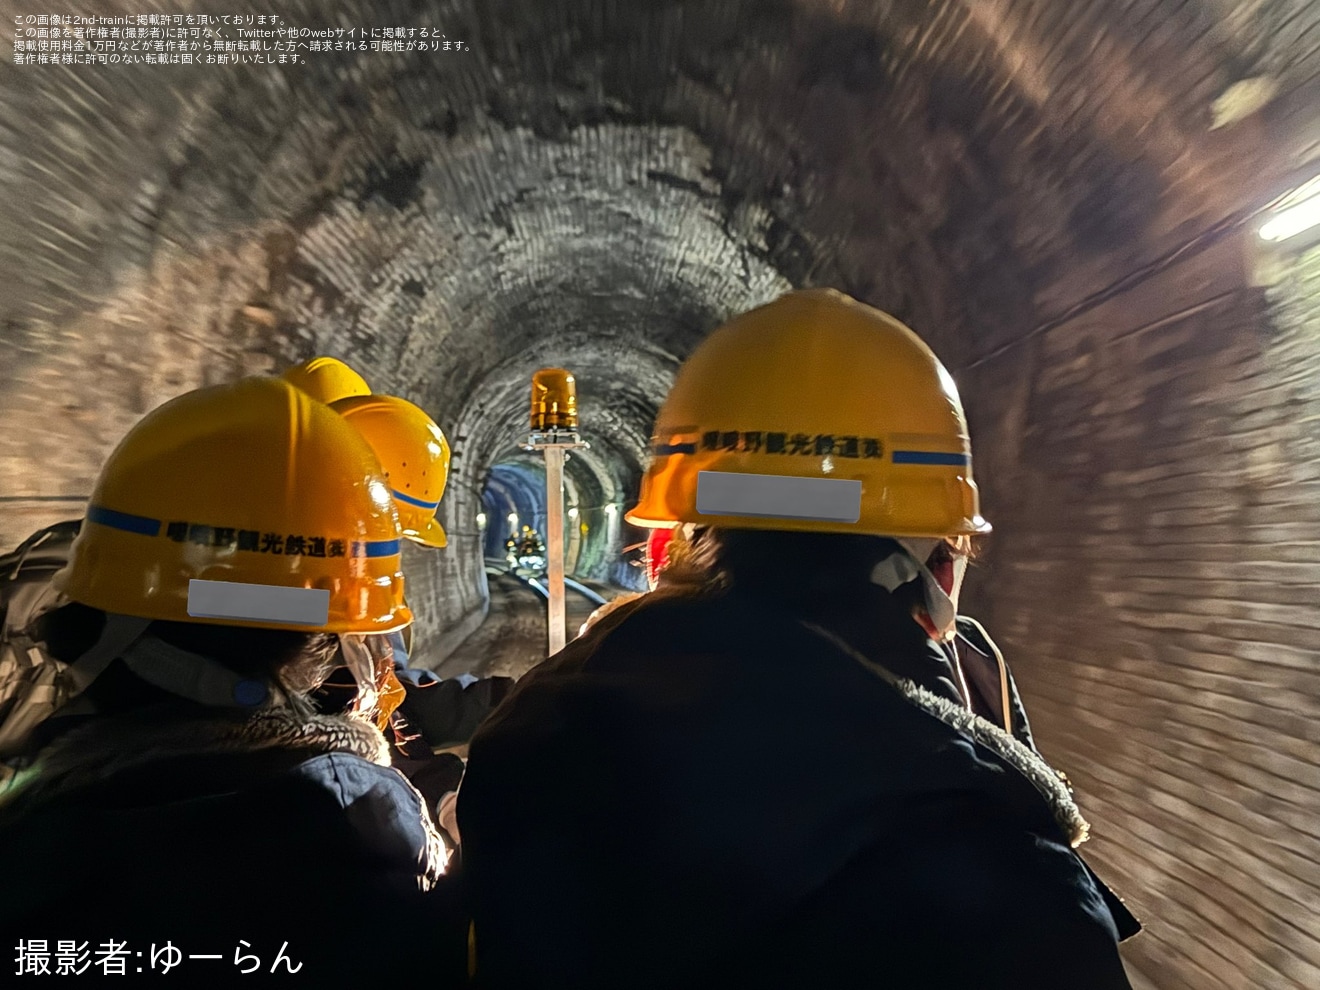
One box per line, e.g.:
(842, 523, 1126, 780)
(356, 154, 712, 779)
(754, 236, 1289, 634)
(405, 517, 448, 549)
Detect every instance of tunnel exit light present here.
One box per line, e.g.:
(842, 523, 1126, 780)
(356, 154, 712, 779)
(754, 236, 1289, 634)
(1259, 181, 1320, 242)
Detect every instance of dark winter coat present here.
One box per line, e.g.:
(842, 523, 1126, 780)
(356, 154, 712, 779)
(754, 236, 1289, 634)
(0, 704, 467, 985)
(317, 662, 513, 820)
(458, 584, 1140, 989)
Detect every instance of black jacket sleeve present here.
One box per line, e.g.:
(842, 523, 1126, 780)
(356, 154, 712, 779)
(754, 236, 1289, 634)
(397, 675, 516, 750)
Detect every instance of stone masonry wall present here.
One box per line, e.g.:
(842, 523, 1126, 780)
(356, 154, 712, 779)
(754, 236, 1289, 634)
(960, 228, 1320, 988)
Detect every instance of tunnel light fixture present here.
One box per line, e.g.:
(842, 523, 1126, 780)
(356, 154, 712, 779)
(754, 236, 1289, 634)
(1259, 176, 1320, 243)
(507, 512, 518, 532)
(476, 512, 487, 528)
(568, 507, 579, 519)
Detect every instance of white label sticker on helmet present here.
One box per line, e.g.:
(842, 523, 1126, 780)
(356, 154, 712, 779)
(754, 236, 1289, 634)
(187, 579, 330, 626)
(696, 471, 862, 523)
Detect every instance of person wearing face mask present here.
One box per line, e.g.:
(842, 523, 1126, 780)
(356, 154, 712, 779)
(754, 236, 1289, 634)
(586, 453, 1035, 750)
(578, 537, 1033, 764)
(873, 532, 1041, 749)
(457, 289, 1140, 989)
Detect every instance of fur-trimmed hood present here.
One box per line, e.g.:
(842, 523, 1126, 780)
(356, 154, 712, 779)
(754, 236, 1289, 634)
(1, 704, 391, 815)
(892, 677, 1089, 846)
(0, 702, 448, 897)
(0, 703, 459, 981)
(800, 620, 1090, 848)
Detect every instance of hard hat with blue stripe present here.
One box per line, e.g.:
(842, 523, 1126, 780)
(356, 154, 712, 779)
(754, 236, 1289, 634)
(54, 377, 412, 634)
(627, 288, 992, 539)
(330, 394, 451, 549)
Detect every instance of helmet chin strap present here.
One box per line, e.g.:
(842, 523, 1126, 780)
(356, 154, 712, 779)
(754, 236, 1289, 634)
(374, 630, 410, 730)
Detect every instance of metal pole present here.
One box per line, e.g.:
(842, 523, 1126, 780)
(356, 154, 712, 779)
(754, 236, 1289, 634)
(544, 445, 567, 655)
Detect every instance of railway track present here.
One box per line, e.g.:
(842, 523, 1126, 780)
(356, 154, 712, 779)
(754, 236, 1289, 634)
(429, 564, 619, 680)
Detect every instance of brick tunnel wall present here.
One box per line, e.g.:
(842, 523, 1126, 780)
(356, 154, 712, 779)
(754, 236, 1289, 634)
(0, 255, 489, 669)
(960, 229, 1320, 988)
(401, 478, 490, 669)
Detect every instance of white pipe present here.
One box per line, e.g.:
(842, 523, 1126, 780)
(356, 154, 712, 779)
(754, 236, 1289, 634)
(544, 446, 567, 656)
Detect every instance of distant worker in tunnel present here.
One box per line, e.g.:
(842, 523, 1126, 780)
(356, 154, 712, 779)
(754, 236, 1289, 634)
(505, 524, 547, 575)
(0, 378, 460, 980)
(457, 288, 1141, 989)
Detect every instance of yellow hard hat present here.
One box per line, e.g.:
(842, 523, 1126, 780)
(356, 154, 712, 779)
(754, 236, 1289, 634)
(329, 394, 451, 549)
(626, 288, 992, 538)
(282, 356, 372, 405)
(54, 377, 412, 634)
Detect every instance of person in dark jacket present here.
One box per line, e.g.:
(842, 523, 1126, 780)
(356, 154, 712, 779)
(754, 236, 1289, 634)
(1, 365, 514, 859)
(314, 629, 514, 838)
(0, 378, 464, 984)
(287, 360, 516, 844)
(457, 289, 1140, 989)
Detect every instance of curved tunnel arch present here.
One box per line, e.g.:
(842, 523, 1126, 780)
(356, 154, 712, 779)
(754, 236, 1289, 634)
(3, 2, 1320, 986)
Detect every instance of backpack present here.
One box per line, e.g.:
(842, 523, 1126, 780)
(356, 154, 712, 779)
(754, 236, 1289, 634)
(0, 520, 82, 783)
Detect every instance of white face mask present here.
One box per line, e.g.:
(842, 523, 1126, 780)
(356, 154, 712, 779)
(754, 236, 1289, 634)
(337, 633, 401, 719)
(869, 538, 968, 642)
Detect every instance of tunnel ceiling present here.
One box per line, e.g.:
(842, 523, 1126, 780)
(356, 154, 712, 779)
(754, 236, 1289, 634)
(3, 0, 1320, 504)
